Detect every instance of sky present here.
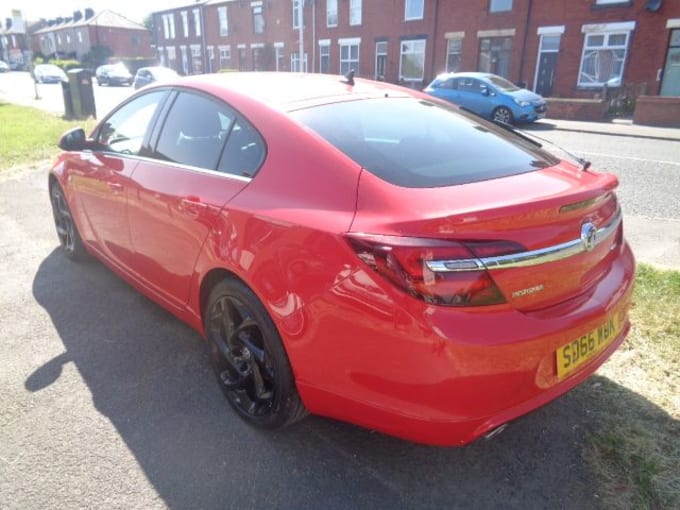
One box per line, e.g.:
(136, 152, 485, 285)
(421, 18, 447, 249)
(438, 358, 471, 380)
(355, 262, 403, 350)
(4, 0, 193, 25)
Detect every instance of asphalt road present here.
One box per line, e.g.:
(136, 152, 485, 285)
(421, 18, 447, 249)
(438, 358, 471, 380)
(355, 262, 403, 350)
(0, 71, 133, 119)
(1, 89, 679, 508)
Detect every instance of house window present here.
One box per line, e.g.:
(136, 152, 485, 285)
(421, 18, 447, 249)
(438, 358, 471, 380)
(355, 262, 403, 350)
(180, 45, 189, 74)
(193, 8, 201, 37)
(339, 39, 360, 74)
(166, 46, 177, 69)
(478, 36, 512, 78)
(163, 15, 175, 40)
(595, 0, 626, 4)
(349, 0, 362, 26)
(291, 52, 308, 72)
(293, 0, 302, 29)
(319, 42, 330, 73)
(578, 30, 631, 87)
(66, 33, 71, 44)
(405, 0, 424, 20)
(490, 0, 513, 12)
(327, 0, 338, 27)
(218, 6, 228, 36)
(400, 39, 426, 82)
(181, 11, 189, 37)
(253, 46, 264, 71)
(77, 31, 82, 43)
(252, 4, 264, 34)
(375, 41, 387, 80)
(207, 45, 215, 72)
(219, 45, 231, 69)
(446, 38, 462, 72)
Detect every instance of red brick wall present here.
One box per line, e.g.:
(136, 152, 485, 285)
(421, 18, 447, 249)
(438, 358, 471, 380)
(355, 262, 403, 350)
(634, 95, 680, 126)
(88, 26, 153, 59)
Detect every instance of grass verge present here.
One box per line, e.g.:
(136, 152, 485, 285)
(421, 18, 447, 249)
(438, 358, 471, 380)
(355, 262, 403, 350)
(0, 102, 96, 172)
(582, 264, 680, 509)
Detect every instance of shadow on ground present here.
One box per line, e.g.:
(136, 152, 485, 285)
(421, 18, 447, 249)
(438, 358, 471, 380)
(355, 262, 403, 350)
(29, 249, 675, 509)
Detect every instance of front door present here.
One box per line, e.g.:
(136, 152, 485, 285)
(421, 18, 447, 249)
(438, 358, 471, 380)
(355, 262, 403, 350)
(535, 53, 558, 97)
(661, 29, 680, 96)
(127, 90, 265, 308)
(69, 90, 167, 268)
(534, 34, 561, 97)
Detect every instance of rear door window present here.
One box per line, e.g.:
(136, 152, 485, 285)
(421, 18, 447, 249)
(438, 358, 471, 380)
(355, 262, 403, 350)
(291, 97, 557, 188)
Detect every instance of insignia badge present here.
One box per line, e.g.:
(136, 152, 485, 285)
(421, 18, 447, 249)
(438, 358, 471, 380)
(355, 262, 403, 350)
(581, 222, 597, 252)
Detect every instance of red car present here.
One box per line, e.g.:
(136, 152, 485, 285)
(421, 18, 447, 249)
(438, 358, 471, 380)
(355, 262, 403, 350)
(49, 73, 635, 446)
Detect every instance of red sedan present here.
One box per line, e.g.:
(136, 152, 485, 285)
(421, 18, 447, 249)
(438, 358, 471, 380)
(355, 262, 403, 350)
(49, 73, 635, 446)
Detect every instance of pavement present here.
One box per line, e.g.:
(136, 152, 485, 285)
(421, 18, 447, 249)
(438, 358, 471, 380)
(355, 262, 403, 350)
(537, 117, 680, 142)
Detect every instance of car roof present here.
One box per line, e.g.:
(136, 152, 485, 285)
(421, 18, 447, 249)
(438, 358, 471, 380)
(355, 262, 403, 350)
(153, 72, 413, 111)
(434, 72, 494, 81)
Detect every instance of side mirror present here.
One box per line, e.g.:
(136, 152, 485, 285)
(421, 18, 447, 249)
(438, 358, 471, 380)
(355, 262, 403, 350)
(58, 127, 87, 151)
(481, 87, 490, 97)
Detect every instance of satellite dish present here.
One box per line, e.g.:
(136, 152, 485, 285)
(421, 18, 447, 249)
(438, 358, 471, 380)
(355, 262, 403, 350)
(645, 0, 662, 12)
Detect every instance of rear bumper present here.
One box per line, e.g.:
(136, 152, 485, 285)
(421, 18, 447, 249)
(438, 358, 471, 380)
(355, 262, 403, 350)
(293, 241, 635, 446)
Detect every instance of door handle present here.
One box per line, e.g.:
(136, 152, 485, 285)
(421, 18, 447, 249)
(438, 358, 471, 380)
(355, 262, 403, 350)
(107, 182, 123, 192)
(181, 197, 208, 219)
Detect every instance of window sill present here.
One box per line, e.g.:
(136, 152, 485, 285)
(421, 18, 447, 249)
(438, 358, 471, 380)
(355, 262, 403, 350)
(592, 1, 633, 10)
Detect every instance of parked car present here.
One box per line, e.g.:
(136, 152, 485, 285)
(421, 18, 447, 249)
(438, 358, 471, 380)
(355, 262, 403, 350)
(33, 63, 67, 84)
(133, 66, 179, 89)
(424, 72, 547, 124)
(95, 63, 133, 86)
(0, 60, 9, 72)
(49, 73, 634, 446)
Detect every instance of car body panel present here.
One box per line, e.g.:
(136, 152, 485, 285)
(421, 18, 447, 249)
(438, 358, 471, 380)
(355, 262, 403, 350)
(50, 73, 634, 446)
(34, 64, 67, 83)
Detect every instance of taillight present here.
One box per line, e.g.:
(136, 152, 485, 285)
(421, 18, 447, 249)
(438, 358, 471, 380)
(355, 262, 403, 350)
(346, 234, 524, 307)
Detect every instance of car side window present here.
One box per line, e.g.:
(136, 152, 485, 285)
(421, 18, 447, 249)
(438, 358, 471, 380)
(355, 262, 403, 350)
(154, 92, 235, 170)
(458, 78, 475, 92)
(439, 78, 457, 90)
(217, 116, 266, 178)
(96, 90, 165, 155)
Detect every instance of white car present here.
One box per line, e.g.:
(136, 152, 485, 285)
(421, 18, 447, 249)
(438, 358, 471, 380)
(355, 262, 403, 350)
(34, 64, 67, 84)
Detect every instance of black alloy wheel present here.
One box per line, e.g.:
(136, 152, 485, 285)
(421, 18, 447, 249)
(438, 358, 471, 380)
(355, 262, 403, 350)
(205, 278, 307, 429)
(492, 106, 514, 125)
(50, 184, 87, 260)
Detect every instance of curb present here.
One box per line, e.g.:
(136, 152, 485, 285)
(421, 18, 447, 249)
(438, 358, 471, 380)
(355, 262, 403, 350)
(551, 126, 680, 143)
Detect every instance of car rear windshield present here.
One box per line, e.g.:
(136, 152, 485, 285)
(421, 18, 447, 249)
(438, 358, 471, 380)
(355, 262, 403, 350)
(291, 97, 557, 188)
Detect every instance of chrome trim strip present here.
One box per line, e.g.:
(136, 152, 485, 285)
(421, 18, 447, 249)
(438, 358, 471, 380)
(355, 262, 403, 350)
(425, 209, 622, 273)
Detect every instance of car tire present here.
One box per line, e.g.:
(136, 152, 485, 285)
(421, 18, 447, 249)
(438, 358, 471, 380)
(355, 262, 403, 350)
(204, 278, 307, 429)
(492, 106, 514, 125)
(50, 183, 88, 260)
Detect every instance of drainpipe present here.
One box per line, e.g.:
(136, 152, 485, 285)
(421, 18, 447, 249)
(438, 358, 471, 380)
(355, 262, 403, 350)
(200, 4, 209, 72)
(518, 0, 533, 87)
(312, 0, 316, 72)
(429, 0, 440, 83)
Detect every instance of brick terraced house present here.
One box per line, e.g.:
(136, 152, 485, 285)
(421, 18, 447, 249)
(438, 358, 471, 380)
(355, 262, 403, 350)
(151, 0, 680, 99)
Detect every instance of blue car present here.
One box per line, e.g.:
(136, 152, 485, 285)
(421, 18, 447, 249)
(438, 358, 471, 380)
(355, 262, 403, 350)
(424, 72, 547, 124)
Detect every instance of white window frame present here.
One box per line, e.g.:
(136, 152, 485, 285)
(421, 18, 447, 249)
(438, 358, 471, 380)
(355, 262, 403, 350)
(319, 39, 330, 73)
(181, 11, 189, 38)
(327, 0, 338, 27)
(445, 37, 463, 72)
(218, 45, 231, 69)
(218, 6, 228, 36)
(293, 0, 302, 30)
(339, 38, 360, 75)
(405, 0, 424, 21)
(291, 51, 308, 73)
(193, 8, 201, 37)
(375, 41, 387, 79)
(275, 42, 284, 71)
(489, 0, 513, 12)
(252, 4, 264, 34)
(349, 0, 362, 26)
(77, 31, 83, 43)
(578, 21, 635, 88)
(399, 39, 426, 82)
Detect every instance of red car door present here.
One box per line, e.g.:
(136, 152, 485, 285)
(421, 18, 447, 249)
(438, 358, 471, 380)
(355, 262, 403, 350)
(126, 91, 264, 309)
(67, 90, 168, 269)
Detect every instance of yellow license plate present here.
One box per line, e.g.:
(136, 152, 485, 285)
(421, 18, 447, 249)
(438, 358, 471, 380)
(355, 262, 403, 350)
(556, 312, 623, 379)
